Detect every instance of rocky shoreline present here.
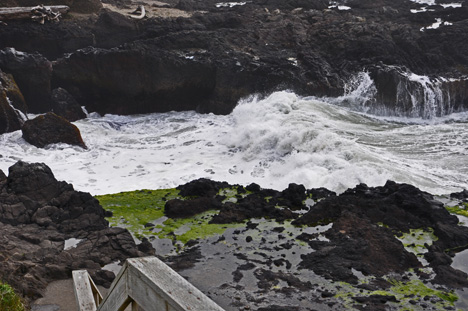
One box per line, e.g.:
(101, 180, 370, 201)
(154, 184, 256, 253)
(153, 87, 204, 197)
(0, 161, 154, 306)
(2, 161, 468, 310)
(1, 0, 468, 309)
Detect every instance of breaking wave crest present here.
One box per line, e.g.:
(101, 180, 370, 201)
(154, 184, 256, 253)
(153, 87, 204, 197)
(0, 90, 467, 195)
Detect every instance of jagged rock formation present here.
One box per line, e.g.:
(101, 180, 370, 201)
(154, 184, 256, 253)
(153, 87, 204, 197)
(0, 48, 52, 113)
(158, 178, 468, 310)
(168, 179, 468, 288)
(0, 69, 24, 134)
(0, 161, 154, 300)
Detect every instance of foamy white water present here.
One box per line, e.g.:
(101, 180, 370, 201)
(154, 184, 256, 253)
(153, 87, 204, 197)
(1, 91, 467, 195)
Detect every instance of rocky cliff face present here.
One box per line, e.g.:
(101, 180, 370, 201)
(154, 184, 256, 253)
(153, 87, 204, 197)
(0, 0, 468, 117)
(0, 161, 153, 300)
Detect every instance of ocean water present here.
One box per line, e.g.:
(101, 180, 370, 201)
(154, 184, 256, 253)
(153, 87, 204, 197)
(1, 79, 467, 196)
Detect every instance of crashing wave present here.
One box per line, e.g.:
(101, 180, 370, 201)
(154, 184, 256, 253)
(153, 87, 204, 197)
(330, 66, 468, 119)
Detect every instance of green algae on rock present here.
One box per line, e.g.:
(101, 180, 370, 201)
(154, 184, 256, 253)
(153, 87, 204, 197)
(96, 188, 242, 246)
(96, 189, 179, 239)
(334, 276, 458, 310)
(446, 202, 468, 218)
(396, 228, 438, 266)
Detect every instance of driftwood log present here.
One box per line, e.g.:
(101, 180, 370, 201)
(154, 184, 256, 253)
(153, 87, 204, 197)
(0, 5, 69, 21)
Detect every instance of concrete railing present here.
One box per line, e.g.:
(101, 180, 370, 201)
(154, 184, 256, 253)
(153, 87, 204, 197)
(73, 256, 225, 311)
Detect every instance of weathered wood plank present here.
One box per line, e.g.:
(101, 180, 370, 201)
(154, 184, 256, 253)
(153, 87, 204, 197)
(127, 257, 225, 311)
(97, 266, 130, 311)
(127, 267, 171, 311)
(73, 270, 101, 311)
(92, 256, 225, 311)
(0, 5, 69, 20)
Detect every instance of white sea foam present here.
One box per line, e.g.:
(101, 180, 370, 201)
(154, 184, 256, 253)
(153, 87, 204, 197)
(0, 91, 467, 196)
(215, 2, 246, 8)
(420, 18, 453, 31)
(409, 0, 435, 5)
(441, 3, 463, 8)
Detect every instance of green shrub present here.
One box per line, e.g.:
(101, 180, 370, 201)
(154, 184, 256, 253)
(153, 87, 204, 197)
(0, 282, 24, 311)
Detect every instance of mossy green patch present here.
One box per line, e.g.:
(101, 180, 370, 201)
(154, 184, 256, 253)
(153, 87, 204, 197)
(446, 202, 468, 218)
(0, 282, 24, 311)
(96, 189, 180, 239)
(155, 211, 242, 245)
(334, 278, 458, 310)
(395, 228, 438, 266)
(218, 187, 252, 203)
(97, 189, 243, 246)
(389, 279, 458, 305)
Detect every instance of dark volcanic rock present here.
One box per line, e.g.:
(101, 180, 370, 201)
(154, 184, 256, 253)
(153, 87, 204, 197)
(299, 211, 422, 284)
(151, 179, 468, 309)
(52, 45, 219, 115)
(0, 161, 154, 300)
(0, 48, 52, 113)
(0, 0, 468, 116)
(4, 161, 105, 230)
(165, 197, 221, 218)
(294, 181, 468, 287)
(0, 69, 27, 114)
(280, 183, 307, 210)
(0, 87, 23, 134)
(93, 9, 141, 49)
(211, 196, 296, 224)
(22, 112, 87, 149)
(176, 178, 230, 197)
(0, 19, 95, 60)
(451, 189, 468, 201)
(51, 87, 86, 121)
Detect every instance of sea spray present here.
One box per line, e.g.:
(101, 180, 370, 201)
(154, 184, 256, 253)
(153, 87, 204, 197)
(330, 67, 468, 119)
(0, 90, 467, 195)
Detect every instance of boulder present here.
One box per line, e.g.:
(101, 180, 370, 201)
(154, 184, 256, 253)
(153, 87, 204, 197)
(51, 87, 86, 121)
(0, 48, 52, 113)
(21, 112, 87, 149)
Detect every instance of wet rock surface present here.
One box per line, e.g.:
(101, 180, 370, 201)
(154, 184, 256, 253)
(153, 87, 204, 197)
(50, 87, 86, 122)
(0, 48, 53, 113)
(0, 87, 23, 134)
(22, 112, 87, 149)
(157, 178, 468, 310)
(1, 164, 468, 309)
(0, 161, 154, 302)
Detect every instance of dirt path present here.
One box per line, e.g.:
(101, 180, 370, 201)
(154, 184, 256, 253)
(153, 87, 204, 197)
(32, 279, 108, 311)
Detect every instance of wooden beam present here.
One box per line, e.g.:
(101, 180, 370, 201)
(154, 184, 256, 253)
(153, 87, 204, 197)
(97, 256, 225, 311)
(0, 5, 69, 21)
(73, 270, 103, 311)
